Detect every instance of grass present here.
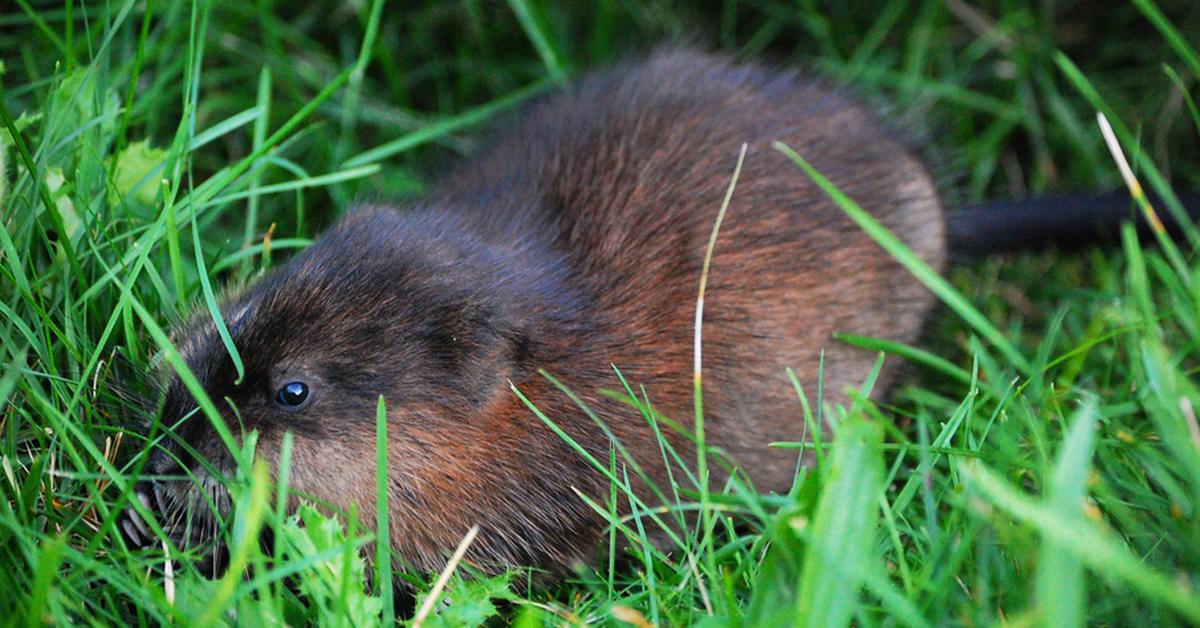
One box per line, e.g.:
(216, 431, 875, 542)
(2, 0, 1200, 625)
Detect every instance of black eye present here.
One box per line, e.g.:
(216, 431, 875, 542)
(275, 381, 310, 407)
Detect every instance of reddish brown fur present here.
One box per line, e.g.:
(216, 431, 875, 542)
(130, 50, 945, 578)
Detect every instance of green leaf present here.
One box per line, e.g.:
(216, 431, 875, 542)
(107, 139, 167, 208)
(422, 574, 513, 628)
(279, 503, 381, 627)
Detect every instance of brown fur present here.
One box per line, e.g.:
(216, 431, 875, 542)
(129, 50, 945, 578)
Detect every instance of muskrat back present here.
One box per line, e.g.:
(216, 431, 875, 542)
(131, 50, 944, 577)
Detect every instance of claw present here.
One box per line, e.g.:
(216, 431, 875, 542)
(122, 519, 143, 546)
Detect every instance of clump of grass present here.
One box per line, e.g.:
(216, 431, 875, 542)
(2, 0, 1199, 625)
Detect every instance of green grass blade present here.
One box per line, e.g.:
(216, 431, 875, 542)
(187, 105, 262, 151)
(1161, 64, 1200, 135)
(834, 332, 974, 387)
(203, 164, 380, 206)
(1035, 400, 1099, 628)
(505, 0, 567, 84)
(341, 80, 550, 169)
(196, 460, 271, 626)
(190, 206, 244, 384)
(1131, 0, 1200, 78)
(242, 66, 272, 275)
(795, 417, 885, 627)
(375, 395, 394, 623)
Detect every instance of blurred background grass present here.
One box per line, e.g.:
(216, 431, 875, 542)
(6, 1, 1197, 221)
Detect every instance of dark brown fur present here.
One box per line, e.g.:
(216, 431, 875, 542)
(131, 50, 945, 578)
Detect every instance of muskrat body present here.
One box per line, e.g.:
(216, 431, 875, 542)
(131, 50, 945, 576)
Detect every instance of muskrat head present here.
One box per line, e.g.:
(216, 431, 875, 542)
(123, 206, 565, 575)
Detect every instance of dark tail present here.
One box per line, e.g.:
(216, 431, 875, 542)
(946, 191, 1200, 257)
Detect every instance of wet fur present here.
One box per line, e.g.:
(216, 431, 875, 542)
(134, 50, 945, 577)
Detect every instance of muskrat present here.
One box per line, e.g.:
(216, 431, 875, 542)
(120, 49, 1170, 578)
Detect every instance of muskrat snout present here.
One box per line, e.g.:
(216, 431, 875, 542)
(120, 474, 232, 578)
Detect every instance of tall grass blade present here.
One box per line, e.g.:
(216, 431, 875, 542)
(794, 416, 885, 626)
(1035, 400, 1099, 628)
(375, 395, 394, 623)
(505, 0, 567, 84)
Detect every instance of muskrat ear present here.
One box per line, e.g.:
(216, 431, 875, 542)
(423, 298, 535, 388)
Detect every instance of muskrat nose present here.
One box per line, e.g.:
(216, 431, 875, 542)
(118, 483, 157, 549)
